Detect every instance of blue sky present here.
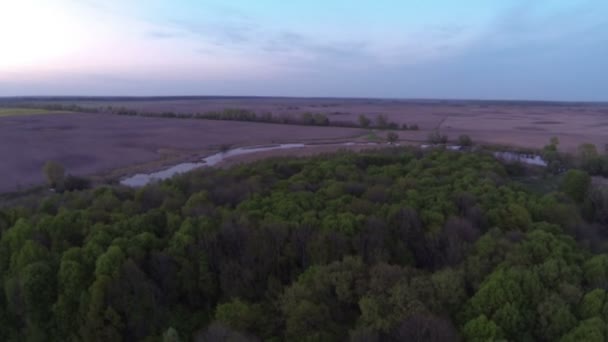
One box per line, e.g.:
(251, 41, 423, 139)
(0, 0, 606, 100)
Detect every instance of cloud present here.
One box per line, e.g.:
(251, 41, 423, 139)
(159, 12, 472, 74)
(146, 31, 182, 39)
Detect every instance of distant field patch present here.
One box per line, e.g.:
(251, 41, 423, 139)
(516, 126, 546, 131)
(532, 120, 563, 125)
(0, 108, 66, 117)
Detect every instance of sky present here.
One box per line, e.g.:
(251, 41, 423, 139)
(0, 0, 606, 100)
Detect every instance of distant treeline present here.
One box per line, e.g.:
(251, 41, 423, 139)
(21, 103, 421, 130)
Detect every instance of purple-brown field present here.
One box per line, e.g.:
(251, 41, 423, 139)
(72, 97, 608, 152)
(1, 97, 607, 193)
(0, 112, 364, 193)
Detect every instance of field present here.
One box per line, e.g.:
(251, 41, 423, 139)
(32, 97, 608, 152)
(0, 97, 606, 193)
(0, 107, 66, 117)
(0, 112, 365, 193)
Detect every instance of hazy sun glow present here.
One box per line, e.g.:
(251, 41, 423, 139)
(0, 1, 83, 72)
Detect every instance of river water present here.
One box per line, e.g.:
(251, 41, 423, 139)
(121, 143, 310, 187)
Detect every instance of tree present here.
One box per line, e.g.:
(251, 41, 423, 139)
(20, 261, 56, 331)
(313, 113, 330, 126)
(63, 174, 91, 191)
(458, 134, 473, 147)
(431, 268, 467, 314)
(578, 289, 606, 319)
(583, 255, 608, 289)
(463, 315, 503, 342)
(535, 295, 577, 340)
(578, 143, 603, 174)
(163, 327, 182, 342)
(358, 115, 371, 128)
(391, 313, 459, 342)
(578, 143, 599, 161)
(195, 322, 256, 342)
(561, 317, 605, 342)
(375, 114, 388, 128)
(542, 138, 563, 175)
(300, 112, 314, 125)
(560, 170, 591, 203)
(428, 131, 447, 144)
(215, 299, 258, 332)
(588, 187, 608, 225)
(43, 161, 65, 189)
(387, 132, 399, 144)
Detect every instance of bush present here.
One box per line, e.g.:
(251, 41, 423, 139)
(410, 124, 419, 131)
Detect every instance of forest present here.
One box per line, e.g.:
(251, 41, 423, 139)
(1, 147, 608, 341)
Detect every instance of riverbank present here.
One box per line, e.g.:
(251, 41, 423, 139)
(119, 140, 553, 188)
(119, 141, 397, 187)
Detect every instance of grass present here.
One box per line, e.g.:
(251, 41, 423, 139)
(0, 108, 68, 118)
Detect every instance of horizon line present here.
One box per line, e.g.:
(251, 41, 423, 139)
(1, 95, 606, 106)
